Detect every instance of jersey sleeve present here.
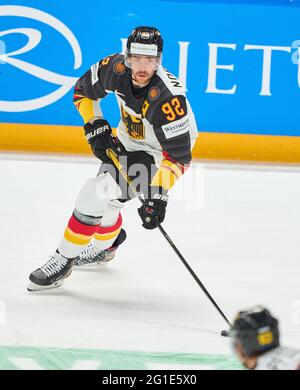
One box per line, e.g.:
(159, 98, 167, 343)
(73, 54, 119, 123)
(149, 95, 192, 191)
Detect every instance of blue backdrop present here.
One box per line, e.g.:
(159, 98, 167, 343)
(0, 0, 300, 135)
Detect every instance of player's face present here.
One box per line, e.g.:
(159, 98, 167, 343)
(130, 55, 157, 86)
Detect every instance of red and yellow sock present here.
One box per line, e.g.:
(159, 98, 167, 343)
(93, 213, 123, 251)
(58, 213, 99, 258)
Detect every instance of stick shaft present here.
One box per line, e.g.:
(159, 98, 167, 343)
(107, 148, 232, 326)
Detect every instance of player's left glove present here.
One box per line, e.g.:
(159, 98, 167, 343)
(138, 187, 168, 230)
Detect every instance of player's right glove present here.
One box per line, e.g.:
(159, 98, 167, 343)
(84, 118, 114, 162)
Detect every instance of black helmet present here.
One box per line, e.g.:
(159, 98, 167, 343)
(229, 306, 280, 356)
(125, 26, 163, 70)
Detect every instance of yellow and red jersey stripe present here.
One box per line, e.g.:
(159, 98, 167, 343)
(151, 152, 189, 191)
(73, 87, 102, 124)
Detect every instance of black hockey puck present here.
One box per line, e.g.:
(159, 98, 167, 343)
(221, 330, 229, 337)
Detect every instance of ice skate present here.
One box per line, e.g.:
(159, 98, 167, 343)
(75, 229, 126, 267)
(28, 251, 76, 291)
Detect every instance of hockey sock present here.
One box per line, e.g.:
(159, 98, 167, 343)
(93, 213, 123, 251)
(58, 213, 100, 258)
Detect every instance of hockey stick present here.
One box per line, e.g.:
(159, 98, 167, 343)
(106, 148, 232, 335)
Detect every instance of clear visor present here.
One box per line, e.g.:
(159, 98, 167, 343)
(124, 51, 162, 71)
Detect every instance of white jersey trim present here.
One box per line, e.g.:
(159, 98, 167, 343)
(156, 66, 186, 96)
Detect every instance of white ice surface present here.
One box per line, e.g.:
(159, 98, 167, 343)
(0, 154, 300, 355)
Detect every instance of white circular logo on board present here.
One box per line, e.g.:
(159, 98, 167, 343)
(0, 5, 82, 112)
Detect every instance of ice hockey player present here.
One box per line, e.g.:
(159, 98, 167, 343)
(229, 305, 300, 370)
(27, 26, 198, 291)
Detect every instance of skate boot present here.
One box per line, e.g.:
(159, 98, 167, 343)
(27, 251, 76, 291)
(75, 229, 126, 267)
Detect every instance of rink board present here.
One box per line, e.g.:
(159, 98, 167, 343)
(1, 123, 300, 163)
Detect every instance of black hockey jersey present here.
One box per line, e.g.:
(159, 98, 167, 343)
(74, 53, 198, 191)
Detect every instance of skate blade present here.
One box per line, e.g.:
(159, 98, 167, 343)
(74, 253, 116, 268)
(74, 261, 109, 269)
(27, 279, 64, 292)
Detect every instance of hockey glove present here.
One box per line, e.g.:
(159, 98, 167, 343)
(138, 187, 168, 230)
(84, 118, 118, 162)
